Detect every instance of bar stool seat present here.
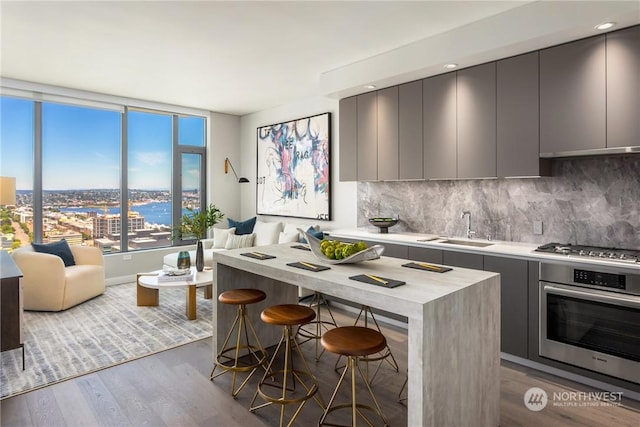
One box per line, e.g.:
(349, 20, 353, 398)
(210, 288, 268, 398)
(250, 304, 325, 427)
(320, 326, 389, 426)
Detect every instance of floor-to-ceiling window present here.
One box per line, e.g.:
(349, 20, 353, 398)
(0, 97, 33, 250)
(0, 87, 207, 254)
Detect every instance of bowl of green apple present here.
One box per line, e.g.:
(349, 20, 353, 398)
(301, 229, 385, 264)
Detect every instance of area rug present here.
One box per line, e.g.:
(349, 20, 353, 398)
(0, 282, 213, 399)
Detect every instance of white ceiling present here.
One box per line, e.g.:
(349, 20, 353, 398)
(1, 1, 639, 116)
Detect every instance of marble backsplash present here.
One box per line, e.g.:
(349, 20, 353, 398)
(357, 155, 640, 249)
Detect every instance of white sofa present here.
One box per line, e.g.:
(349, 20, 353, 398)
(162, 221, 321, 269)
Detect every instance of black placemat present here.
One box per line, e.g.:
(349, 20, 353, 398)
(240, 252, 276, 260)
(349, 274, 405, 288)
(291, 244, 311, 251)
(286, 261, 330, 272)
(402, 262, 452, 273)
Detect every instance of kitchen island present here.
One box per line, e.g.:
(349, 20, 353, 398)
(212, 243, 501, 426)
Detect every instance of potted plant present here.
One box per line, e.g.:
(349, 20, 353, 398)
(173, 203, 224, 271)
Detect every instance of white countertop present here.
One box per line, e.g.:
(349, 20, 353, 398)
(326, 228, 640, 273)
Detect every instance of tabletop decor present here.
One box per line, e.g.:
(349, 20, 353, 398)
(173, 203, 224, 271)
(257, 112, 331, 220)
(302, 229, 384, 264)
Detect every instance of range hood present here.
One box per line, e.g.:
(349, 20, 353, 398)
(540, 146, 640, 158)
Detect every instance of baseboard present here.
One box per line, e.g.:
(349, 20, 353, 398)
(106, 275, 136, 286)
(501, 353, 640, 402)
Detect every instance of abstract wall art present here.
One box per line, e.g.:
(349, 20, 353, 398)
(256, 112, 331, 220)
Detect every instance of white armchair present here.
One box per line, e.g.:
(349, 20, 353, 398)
(11, 245, 105, 311)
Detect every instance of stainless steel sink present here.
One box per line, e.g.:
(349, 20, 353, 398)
(439, 239, 494, 248)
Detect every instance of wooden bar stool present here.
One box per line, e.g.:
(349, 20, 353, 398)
(335, 305, 399, 385)
(250, 304, 325, 427)
(296, 291, 339, 361)
(320, 326, 389, 426)
(210, 288, 268, 398)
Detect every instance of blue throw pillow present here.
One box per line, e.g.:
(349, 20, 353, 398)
(32, 239, 76, 267)
(228, 217, 257, 235)
(300, 227, 324, 243)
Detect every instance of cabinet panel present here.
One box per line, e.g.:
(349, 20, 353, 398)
(423, 73, 457, 179)
(457, 63, 497, 179)
(484, 255, 528, 358)
(377, 87, 399, 180)
(497, 52, 542, 177)
(339, 96, 357, 181)
(357, 92, 377, 181)
(607, 25, 640, 148)
(540, 35, 606, 153)
(408, 246, 443, 264)
(399, 80, 423, 179)
(527, 261, 540, 360)
(443, 251, 483, 270)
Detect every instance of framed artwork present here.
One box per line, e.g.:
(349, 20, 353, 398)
(256, 112, 331, 220)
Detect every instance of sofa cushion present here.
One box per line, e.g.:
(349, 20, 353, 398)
(225, 233, 256, 249)
(201, 238, 215, 250)
(32, 239, 76, 267)
(253, 221, 283, 246)
(278, 231, 300, 244)
(283, 223, 319, 240)
(228, 217, 256, 235)
(300, 226, 325, 243)
(213, 227, 236, 248)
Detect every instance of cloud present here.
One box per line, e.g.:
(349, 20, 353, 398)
(135, 151, 167, 166)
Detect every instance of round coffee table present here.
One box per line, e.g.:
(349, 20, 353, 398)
(136, 268, 213, 320)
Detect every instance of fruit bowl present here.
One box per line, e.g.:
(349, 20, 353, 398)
(368, 217, 399, 233)
(301, 230, 385, 264)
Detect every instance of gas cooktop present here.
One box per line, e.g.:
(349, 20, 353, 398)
(535, 242, 640, 264)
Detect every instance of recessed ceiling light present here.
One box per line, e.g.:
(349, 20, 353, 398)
(364, 85, 376, 89)
(444, 63, 458, 69)
(595, 22, 615, 30)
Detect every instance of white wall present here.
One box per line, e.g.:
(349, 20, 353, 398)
(239, 95, 357, 231)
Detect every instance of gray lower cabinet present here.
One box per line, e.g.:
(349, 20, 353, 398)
(399, 80, 423, 180)
(407, 246, 443, 264)
(606, 25, 640, 148)
(357, 92, 377, 181)
(540, 35, 606, 154)
(339, 96, 357, 181)
(497, 52, 548, 177)
(377, 87, 399, 180)
(423, 73, 457, 180)
(484, 255, 528, 358)
(376, 242, 408, 259)
(457, 63, 497, 179)
(442, 250, 483, 270)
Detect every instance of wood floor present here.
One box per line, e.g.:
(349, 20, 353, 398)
(2, 305, 640, 427)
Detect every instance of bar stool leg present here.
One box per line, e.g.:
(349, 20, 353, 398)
(320, 355, 389, 426)
(210, 303, 268, 398)
(250, 325, 325, 427)
(296, 291, 338, 361)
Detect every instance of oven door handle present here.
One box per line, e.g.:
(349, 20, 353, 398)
(544, 284, 640, 309)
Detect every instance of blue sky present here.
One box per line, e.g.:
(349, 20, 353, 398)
(1, 97, 204, 191)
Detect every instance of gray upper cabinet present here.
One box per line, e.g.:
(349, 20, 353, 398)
(399, 81, 423, 180)
(497, 52, 546, 177)
(540, 35, 606, 154)
(424, 73, 457, 180)
(377, 87, 399, 180)
(357, 92, 377, 181)
(339, 96, 357, 182)
(457, 63, 497, 179)
(606, 25, 640, 148)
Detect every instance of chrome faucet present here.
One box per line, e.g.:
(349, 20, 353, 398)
(461, 211, 475, 239)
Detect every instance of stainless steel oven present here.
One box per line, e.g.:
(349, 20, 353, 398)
(539, 262, 640, 384)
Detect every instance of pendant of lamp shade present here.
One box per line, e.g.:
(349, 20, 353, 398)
(224, 158, 249, 183)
